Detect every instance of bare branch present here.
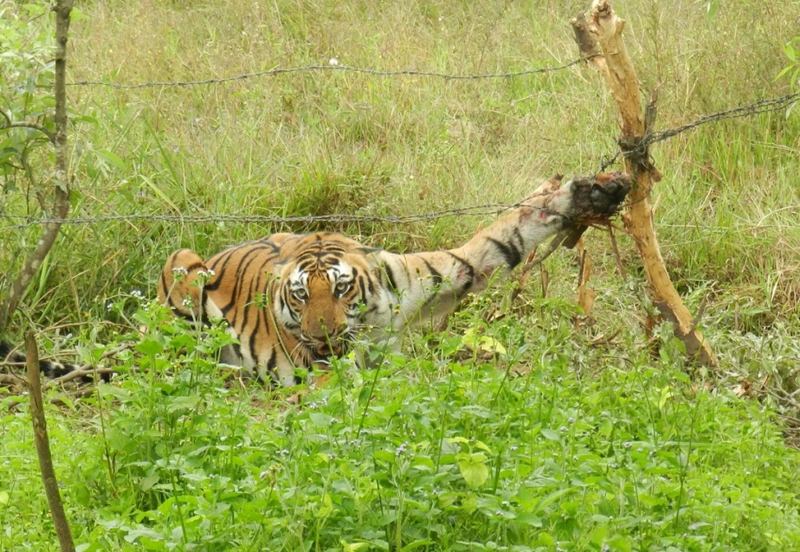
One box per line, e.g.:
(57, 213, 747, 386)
(45, 367, 116, 386)
(0, 122, 56, 143)
(510, 230, 571, 302)
(605, 224, 625, 277)
(0, 373, 27, 387)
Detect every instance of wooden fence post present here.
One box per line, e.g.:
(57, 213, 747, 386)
(26, 332, 76, 552)
(571, 0, 717, 366)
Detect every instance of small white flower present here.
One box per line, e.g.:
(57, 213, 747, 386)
(182, 297, 194, 308)
(130, 289, 144, 299)
(328, 57, 339, 66)
(172, 267, 189, 276)
(106, 301, 113, 311)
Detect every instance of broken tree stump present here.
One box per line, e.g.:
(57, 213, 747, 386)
(571, 0, 718, 366)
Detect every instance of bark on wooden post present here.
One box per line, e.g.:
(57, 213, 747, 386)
(26, 332, 76, 552)
(571, 0, 717, 366)
(0, 0, 74, 330)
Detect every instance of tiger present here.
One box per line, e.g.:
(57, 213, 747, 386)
(157, 173, 630, 387)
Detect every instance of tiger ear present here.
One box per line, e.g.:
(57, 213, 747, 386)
(267, 260, 289, 282)
(359, 246, 385, 267)
(361, 249, 387, 280)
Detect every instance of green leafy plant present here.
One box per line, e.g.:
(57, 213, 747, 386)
(777, 37, 800, 89)
(0, 3, 56, 195)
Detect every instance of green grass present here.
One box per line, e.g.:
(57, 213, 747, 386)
(1, 0, 800, 550)
(2, 296, 800, 551)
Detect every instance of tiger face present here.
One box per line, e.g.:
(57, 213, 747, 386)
(274, 240, 371, 360)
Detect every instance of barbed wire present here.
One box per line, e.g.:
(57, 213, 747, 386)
(598, 91, 800, 169)
(5, 72, 798, 230)
(645, 91, 800, 148)
(2, 203, 531, 230)
(1, 210, 790, 239)
(66, 58, 591, 89)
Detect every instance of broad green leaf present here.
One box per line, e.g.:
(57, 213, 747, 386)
(309, 412, 334, 427)
(537, 532, 555, 547)
(457, 453, 489, 488)
(316, 493, 333, 518)
(96, 149, 127, 172)
(400, 540, 435, 551)
(139, 474, 159, 491)
(784, 42, 798, 63)
(136, 337, 164, 356)
(341, 542, 369, 552)
(540, 428, 560, 442)
(166, 395, 200, 413)
(658, 386, 673, 412)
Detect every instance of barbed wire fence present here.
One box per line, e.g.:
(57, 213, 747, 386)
(3, 57, 799, 230)
(65, 57, 594, 88)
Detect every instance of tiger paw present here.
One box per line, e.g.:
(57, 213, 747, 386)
(565, 172, 631, 223)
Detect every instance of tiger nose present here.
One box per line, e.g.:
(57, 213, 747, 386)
(311, 318, 347, 339)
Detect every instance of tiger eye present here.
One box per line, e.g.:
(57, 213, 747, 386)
(292, 288, 308, 302)
(335, 281, 351, 294)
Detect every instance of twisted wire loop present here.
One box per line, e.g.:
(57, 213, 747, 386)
(66, 58, 591, 89)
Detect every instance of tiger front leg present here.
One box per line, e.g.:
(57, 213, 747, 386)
(378, 173, 630, 328)
(453, 173, 630, 290)
(158, 248, 214, 322)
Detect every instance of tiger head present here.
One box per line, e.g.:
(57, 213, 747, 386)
(273, 234, 372, 360)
